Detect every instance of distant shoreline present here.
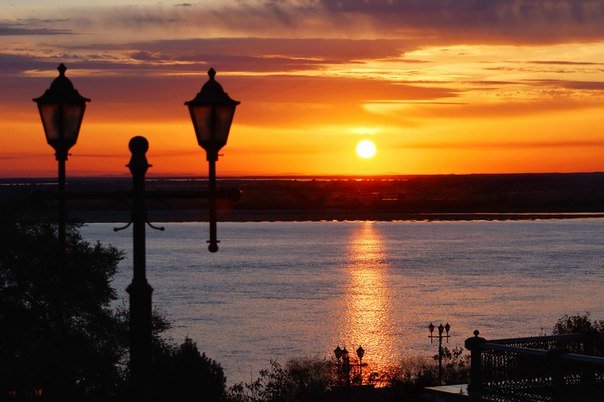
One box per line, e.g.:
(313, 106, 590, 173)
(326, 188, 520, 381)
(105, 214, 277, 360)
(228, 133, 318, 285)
(5, 173, 604, 223)
(72, 210, 604, 223)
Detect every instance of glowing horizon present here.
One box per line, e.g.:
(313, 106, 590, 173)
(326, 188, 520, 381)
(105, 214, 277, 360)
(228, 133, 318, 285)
(1, 1, 604, 177)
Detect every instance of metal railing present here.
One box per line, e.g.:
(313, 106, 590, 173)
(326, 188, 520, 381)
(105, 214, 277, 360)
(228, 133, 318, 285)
(465, 330, 604, 401)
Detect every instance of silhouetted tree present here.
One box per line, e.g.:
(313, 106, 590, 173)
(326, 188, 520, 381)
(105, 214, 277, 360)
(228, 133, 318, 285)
(0, 215, 127, 401)
(150, 338, 226, 402)
(553, 313, 604, 335)
(0, 196, 173, 401)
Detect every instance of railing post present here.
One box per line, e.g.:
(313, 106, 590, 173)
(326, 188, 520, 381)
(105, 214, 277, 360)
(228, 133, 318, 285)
(548, 349, 564, 401)
(582, 329, 597, 385)
(465, 330, 486, 396)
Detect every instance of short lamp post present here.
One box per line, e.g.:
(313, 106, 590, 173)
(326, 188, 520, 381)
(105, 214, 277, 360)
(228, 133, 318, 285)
(185, 68, 240, 252)
(334, 345, 367, 386)
(33, 63, 90, 254)
(428, 322, 451, 385)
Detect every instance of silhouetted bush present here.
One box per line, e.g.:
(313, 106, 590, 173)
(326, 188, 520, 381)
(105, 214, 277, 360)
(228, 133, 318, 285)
(378, 346, 469, 391)
(553, 313, 604, 335)
(150, 338, 227, 402)
(227, 358, 333, 402)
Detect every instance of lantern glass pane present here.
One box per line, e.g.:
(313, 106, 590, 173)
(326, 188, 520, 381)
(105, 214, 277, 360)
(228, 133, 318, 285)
(190, 104, 213, 144)
(38, 102, 84, 149)
(39, 103, 61, 142)
(214, 104, 236, 144)
(61, 103, 85, 142)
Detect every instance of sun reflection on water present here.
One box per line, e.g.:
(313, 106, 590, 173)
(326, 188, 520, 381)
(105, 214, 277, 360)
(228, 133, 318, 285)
(336, 222, 397, 373)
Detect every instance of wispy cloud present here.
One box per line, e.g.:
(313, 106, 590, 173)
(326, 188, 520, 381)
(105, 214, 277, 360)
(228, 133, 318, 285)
(527, 79, 604, 91)
(399, 140, 604, 150)
(0, 22, 72, 36)
(18, 0, 604, 44)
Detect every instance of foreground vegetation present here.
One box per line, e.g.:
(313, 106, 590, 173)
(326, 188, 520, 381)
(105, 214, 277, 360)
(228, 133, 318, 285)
(0, 201, 226, 401)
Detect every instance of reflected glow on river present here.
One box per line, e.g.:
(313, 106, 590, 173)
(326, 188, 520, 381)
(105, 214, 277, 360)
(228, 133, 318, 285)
(339, 222, 396, 368)
(80, 220, 604, 384)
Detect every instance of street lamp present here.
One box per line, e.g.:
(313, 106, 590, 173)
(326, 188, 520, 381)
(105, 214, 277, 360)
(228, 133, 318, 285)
(33, 63, 90, 252)
(428, 322, 451, 385)
(334, 345, 367, 386)
(185, 68, 240, 252)
(356, 345, 365, 380)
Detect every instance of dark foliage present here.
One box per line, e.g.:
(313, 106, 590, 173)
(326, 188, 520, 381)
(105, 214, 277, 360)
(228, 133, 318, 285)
(150, 338, 227, 402)
(227, 359, 332, 402)
(553, 313, 604, 335)
(0, 217, 127, 401)
(0, 196, 228, 401)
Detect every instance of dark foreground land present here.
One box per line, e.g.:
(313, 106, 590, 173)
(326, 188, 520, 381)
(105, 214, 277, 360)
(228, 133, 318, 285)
(2, 172, 604, 222)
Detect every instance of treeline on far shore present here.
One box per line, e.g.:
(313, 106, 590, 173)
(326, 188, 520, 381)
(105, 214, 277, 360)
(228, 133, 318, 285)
(2, 172, 604, 222)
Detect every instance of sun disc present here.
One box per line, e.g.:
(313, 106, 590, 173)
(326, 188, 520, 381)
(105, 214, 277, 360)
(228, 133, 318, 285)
(356, 140, 376, 159)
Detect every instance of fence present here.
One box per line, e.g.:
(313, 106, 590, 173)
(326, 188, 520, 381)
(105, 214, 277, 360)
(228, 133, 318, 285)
(464, 331, 604, 401)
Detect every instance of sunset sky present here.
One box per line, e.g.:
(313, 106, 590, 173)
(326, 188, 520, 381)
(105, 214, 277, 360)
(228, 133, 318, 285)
(1, 0, 604, 177)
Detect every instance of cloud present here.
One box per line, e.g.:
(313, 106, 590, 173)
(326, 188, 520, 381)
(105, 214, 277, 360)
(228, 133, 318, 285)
(399, 139, 604, 150)
(364, 97, 604, 120)
(317, 0, 604, 43)
(0, 53, 59, 74)
(26, 0, 604, 45)
(527, 80, 604, 91)
(115, 37, 411, 64)
(4, 37, 414, 75)
(528, 60, 604, 66)
(0, 22, 72, 36)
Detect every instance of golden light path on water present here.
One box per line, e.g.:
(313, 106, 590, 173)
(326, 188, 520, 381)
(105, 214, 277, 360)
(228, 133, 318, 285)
(337, 221, 397, 374)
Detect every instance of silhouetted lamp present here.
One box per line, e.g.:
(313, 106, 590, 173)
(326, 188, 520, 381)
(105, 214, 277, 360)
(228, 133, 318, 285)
(33, 63, 90, 253)
(428, 322, 451, 384)
(185, 68, 240, 162)
(356, 345, 365, 361)
(341, 347, 349, 361)
(334, 346, 343, 360)
(185, 68, 240, 252)
(33, 63, 90, 161)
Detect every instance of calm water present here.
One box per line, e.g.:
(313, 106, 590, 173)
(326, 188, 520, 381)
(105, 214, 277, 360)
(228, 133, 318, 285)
(80, 220, 604, 384)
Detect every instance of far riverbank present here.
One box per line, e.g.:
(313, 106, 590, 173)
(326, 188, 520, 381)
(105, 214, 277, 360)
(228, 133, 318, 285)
(71, 209, 604, 223)
(4, 173, 604, 223)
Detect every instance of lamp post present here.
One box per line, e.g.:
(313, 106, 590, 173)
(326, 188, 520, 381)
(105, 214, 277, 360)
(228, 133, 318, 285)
(126, 136, 154, 399)
(334, 345, 367, 386)
(428, 322, 451, 385)
(356, 345, 365, 382)
(33, 63, 90, 254)
(185, 68, 240, 252)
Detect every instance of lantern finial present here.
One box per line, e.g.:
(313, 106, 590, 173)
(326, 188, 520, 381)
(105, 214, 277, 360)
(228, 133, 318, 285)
(208, 67, 216, 80)
(58, 63, 67, 76)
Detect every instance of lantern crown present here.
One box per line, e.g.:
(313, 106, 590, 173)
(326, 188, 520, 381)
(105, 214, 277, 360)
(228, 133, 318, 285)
(33, 63, 90, 105)
(185, 68, 240, 107)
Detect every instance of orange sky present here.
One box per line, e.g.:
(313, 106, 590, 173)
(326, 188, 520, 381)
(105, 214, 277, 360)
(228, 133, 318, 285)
(1, 1, 604, 177)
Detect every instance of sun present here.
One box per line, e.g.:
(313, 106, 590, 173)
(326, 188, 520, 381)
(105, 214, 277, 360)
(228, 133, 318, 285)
(356, 140, 377, 159)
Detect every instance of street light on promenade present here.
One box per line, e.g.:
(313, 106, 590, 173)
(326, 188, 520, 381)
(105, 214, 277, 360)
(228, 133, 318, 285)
(33, 63, 90, 253)
(428, 322, 451, 385)
(334, 345, 367, 386)
(32, 64, 240, 398)
(185, 68, 240, 252)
